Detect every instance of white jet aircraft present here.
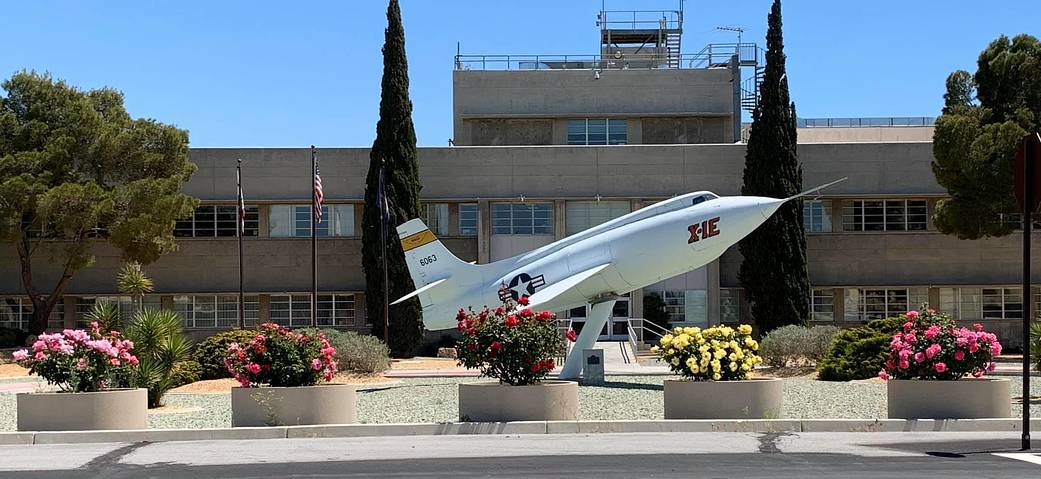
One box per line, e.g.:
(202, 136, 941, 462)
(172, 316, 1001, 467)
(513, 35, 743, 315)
(394, 178, 846, 378)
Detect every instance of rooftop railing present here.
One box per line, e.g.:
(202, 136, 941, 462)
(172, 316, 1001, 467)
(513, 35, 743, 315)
(597, 9, 683, 31)
(454, 43, 760, 71)
(797, 117, 937, 128)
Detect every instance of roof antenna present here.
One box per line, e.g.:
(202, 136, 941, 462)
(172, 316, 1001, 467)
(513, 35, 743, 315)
(716, 26, 744, 44)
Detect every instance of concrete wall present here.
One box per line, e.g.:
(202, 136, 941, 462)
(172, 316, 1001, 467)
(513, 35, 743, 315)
(453, 69, 737, 145)
(797, 126, 935, 143)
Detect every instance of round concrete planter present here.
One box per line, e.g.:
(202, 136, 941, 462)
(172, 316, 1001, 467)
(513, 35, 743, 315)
(17, 388, 147, 431)
(231, 384, 357, 427)
(458, 380, 578, 422)
(664, 378, 783, 419)
(887, 378, 1011, 419)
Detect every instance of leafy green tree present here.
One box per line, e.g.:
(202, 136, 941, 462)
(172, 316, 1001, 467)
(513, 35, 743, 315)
(0, 71, 197, 334)
(361, 0, 424, 357)
(932, 34, 1041, 239)
(738, 0, 810, 332)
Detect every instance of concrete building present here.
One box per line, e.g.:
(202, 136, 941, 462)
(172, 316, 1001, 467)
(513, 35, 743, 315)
(2, 6, 1036, 346)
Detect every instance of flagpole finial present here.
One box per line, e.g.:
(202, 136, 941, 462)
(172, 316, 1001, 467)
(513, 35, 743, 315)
(237, 158, 242, 165)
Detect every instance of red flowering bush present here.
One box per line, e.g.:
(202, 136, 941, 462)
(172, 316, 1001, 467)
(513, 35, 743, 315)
(879, 308, 1001, 381)
(456, 295, 573, 386)
(224, 323, 337, 388)
(12, 322, 137, 392)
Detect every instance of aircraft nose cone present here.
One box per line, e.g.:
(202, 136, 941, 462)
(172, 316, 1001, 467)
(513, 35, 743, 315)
(758, 199, 786, 220)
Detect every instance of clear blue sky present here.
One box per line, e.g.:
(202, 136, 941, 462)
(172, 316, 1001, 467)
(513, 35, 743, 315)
(2, 1, 1036, 147)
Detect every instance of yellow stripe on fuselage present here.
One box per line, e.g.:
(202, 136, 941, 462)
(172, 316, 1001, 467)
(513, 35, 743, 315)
(400, 229, 437, 252)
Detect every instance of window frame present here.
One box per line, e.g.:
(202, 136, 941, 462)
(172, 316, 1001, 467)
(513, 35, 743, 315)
(566, 118, 628, 145)
(491, 203, 554, 235)
(175, 205, 259, 238)
(841, 199, 928, 232)
(458, 203, 479, 236)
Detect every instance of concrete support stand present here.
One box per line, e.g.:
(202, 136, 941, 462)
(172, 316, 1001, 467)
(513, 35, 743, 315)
(560, 300, 615, 379)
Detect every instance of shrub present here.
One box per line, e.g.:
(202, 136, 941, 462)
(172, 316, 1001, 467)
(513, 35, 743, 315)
(12, 323, 138, 392)
(318, 329, 391, 374)
(124, 309, 193, 407)
(643, 294, 671, 333)
(170, 359, 202, 387)
(85, 303, 123, 334)
(652, 324, 762, 380)
(225, 323, 337, 388)
(817, 316, 904, 381)
(0, 327, 27, 348)
(456, 296, 569, 386)
(879, 309, 1001, 380)
(193, 329, 259, 380)
(760, 325, 842, 367)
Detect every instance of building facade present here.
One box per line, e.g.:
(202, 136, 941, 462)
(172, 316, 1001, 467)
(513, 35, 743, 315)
(2, 8, 1037, 346)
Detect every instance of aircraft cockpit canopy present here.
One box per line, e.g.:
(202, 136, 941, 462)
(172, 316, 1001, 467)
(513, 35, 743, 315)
(691, 193, 719, 206)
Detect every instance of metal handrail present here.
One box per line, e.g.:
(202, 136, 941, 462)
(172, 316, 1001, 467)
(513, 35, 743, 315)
(454, 53, 701, 71)
(597, 10, 683, 31)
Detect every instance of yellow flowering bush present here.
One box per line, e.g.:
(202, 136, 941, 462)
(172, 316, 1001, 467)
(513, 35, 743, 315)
(651, 324, 762, 381)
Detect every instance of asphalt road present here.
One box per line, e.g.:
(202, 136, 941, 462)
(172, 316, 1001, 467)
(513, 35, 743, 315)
(3, 432, 1041, 478)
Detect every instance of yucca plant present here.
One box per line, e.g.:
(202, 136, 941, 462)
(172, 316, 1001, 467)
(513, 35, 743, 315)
(117, 261, 154, 310)
(84, 302, 123, 333)
(124, 309, 192, 408)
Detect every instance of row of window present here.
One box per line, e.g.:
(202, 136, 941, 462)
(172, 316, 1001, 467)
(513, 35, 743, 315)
(803, 199, 929, 233)
(567, 119, 628, 146)
(173, 199, 937, 239)
(1, 294, 359, 331)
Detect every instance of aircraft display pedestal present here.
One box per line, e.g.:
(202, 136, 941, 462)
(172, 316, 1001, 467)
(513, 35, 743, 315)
(559, 300, 616, 380)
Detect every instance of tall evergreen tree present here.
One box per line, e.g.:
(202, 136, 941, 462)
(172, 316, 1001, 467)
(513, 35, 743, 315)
(738, 0, 809, 332)
(362, 0, 424, 357)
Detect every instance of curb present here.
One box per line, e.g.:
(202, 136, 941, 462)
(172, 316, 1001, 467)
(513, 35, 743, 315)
(4, 418, 1041, 445)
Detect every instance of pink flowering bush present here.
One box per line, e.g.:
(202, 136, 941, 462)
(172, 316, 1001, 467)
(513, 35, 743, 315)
(879, 308, 1001, 381)
(224, 323, 337, 388)
(456, 294, 573, 386)
(12, 322, 138, 392)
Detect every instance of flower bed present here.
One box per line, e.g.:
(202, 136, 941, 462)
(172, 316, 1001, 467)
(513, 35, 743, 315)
(224, 324, 354, 426)
(653, 324, 780, 419)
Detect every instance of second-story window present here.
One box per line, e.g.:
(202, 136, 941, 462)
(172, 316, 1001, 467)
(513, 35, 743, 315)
(175, 205, 258, 237)
(458, 203, 479, 236)
(802, 200, 832, 233)
(841, 199, 927, 232)
(565, 201, 630, 235)
(269, 204, 354, 237)
(422, 203, 449, 236)
(492, 203, 553, 235)
(567, 119, 627, 145)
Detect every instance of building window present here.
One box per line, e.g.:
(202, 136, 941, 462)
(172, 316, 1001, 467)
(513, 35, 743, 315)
(74, 295, 162, 327)
(565, 201, 630, 235)
(650, 290, 708, 326)
(175, 205, 259, 237)
(0, 298, 33, 331)
(269, 294, 313, 328)
(811, 289, 834, 321)
(459, 203, 479, 236)
(422, 203, 449, 236)
(844, 288, 929, 321)
(174, 295, 259, 329)
(567, 119, 627, 145)
(981, 287, 1023, 320)
(719, 289, 742, 323)
(316, 294, 357, 327)
(841, 200, 927, 232)
(269, 204, 354, 237)
(803, 200, 832, 233)
(491, 203, 553, 235)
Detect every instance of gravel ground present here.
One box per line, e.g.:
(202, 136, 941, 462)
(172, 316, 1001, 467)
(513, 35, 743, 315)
(3, 377, 1041, 431)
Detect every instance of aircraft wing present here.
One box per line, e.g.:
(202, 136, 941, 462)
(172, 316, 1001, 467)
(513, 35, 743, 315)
(516, 263, 611, 311)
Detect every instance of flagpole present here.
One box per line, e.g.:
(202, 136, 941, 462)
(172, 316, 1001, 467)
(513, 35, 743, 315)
(237, 158, 244, 329)
(311, 146, 318, 329)
(380, 161, 390, 346)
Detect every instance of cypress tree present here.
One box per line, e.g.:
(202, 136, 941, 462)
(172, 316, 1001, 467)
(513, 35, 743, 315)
(738, 0, 810, 332)
(362, 0, 424, 357)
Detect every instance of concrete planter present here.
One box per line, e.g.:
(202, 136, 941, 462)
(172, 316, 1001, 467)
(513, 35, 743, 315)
(231, 384, 357, 427)
(664, 378, 783, 419)
(17, 388, 147, 431)
(887, 378, 1011, 419)
(459, 380, 578, 422)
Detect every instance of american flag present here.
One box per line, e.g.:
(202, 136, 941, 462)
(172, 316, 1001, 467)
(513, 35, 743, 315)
(313, 155, 324, 224)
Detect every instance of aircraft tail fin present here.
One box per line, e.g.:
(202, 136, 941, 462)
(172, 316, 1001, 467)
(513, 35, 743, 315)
(395, 219, 474, 305)
(786, 177, 848, 201)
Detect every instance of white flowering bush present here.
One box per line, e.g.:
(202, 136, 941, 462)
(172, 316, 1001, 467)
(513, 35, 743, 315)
(652, 325, 762, 381)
